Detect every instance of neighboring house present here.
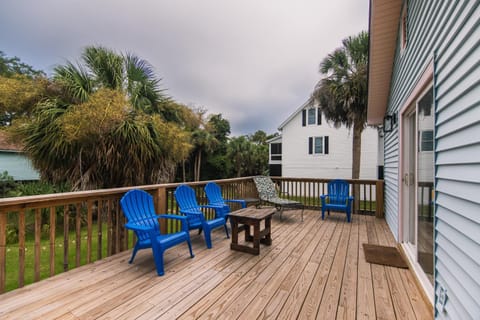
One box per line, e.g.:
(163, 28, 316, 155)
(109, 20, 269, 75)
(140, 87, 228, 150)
(267, 134, 282, 176)
(368, 0, 480, 318)
(0, 131, 39, 181)
(269, 99, 380, 180)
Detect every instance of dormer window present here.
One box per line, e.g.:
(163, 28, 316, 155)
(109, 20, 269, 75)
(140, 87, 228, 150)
(308, 108, 316, 125)
(302, 107, 322, 126)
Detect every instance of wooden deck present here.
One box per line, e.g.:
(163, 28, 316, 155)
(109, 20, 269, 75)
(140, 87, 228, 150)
(0, 210, 433, 319)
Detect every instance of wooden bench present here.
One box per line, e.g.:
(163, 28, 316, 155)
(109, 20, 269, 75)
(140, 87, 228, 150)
(229, 207, 276, 255)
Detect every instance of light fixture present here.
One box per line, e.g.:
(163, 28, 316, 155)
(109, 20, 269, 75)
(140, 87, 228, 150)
(383, 113, 397, 133)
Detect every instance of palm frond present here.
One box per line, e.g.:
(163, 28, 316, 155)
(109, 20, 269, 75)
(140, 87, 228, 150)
(53, 62, 93, 103)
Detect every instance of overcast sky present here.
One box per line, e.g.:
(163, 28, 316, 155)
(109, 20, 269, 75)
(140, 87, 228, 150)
(0, 0, 369, 136)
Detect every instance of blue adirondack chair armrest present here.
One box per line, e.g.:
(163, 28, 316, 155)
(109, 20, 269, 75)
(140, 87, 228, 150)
(320, 194, 329, 204)
(157, 214, 189, 232)
(224, 199, 247, 208)
(199, 204, 227, 218)
(179, 209, 205, 219)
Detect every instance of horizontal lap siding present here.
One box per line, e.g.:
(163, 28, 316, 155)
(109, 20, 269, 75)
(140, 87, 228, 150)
(435, 0, 480, 318)
(383, 0, 480, 318)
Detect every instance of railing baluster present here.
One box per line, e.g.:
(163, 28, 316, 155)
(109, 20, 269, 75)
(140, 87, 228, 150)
(49, 206, 56, 277)
(87, 200, 93, 264)
(64, 205, 69, 272)
(0, 210, 6, 294)
(97, 201, 103, 261)
(34, 208, 41, 282)
(18, 209, 25, 288)
(75, 203, 81, 267)
(107, 199, 113, 256)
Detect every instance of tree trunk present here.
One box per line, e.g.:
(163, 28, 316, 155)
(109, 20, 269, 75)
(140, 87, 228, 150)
(352, 121, 363, 213)
(194, 150, 202, 181)
(182, 160, 186, 182)
(352, 121, 363, 179)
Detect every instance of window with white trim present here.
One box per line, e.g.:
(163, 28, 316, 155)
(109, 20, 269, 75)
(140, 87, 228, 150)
(420, 130, 433, 152)
(270, 143, 282, 160)
(302, 107, 322, 126)
(308, 136, 329, 155)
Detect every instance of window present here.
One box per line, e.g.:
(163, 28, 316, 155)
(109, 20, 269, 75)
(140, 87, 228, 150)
(308, 136, 329, 154)
(420, 130, 433, 152)
(270, 143, 282, 160)
(307, 108, 316, 125)
(302, 108, 322, 126)
(314, 137, 323, 154)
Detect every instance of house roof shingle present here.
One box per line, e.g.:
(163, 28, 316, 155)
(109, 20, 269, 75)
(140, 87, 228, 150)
(0, 131, 23, 152)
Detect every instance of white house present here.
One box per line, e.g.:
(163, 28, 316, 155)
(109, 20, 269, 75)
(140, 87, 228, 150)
(269, 99, 380, 180)
(368, 0, 480, 318)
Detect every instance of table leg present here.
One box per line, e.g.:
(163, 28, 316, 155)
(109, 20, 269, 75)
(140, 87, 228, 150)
(231, 218, 238, 245)
(253, 222, 260, 254)
(264, 216, 272, 245)
(245, 224, 253, 242)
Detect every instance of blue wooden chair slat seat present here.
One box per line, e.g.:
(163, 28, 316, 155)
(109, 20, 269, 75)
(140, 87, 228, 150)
(320, 179, 353, 223)
(174, 184, 229, 249)
(120, 189, 194, 276)
(204, 182, 247, 219)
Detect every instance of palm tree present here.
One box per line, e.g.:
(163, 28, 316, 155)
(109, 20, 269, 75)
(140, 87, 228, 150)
(312, 31, 369, 180)
(54, 46, 167, 113)
(19, 46, 191, 190)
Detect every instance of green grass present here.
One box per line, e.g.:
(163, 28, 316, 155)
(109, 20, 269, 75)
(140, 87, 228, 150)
(284, 195, 377, 212)
(5, 224, 133, 292)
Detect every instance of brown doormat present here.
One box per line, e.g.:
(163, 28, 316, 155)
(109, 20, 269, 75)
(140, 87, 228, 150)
(363, 244, 409, 268)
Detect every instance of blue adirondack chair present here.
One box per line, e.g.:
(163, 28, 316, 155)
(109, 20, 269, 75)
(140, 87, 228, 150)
(204, 182, 247, 220)
(120, 189, 194, 276)
(174, 184, 229, 249)
(320, 179, 354, 223)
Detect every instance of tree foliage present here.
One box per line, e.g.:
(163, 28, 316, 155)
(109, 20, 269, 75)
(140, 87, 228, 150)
(227, 130, 268, 177)
(0, 51, 44, 78)
(14, 46, 191, 190)
(312, 31, 369, 179)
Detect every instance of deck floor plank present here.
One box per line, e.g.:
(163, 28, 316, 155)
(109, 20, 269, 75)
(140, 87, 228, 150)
(336, 212, 360, 319)
(278, 220, 346, 319)
(356, 215, 376, 319)
(366, 217, 397, 320)
(0, 211, 432, 320)
(258, 216, 337, 320)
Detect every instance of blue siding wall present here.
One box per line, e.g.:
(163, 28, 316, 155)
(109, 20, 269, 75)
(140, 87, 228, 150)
(0, 152, 40, 181)
(384, 0, 480, 318)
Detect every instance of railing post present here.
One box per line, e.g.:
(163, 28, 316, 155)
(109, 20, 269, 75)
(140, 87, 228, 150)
(376, 180, 384, 218)
(155, 187, 168, 234)
(0, 211, 6, 294)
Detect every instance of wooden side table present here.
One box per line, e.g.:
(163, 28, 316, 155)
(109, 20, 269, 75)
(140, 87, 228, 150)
(229, 207, 276, 255)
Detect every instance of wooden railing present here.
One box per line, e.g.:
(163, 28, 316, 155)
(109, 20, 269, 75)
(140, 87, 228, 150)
(270, 177, 383, 217)
(0, 176, 383, 293)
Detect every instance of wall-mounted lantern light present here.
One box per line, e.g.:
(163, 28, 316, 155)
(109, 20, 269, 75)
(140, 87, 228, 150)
(383, 113, 397, 133)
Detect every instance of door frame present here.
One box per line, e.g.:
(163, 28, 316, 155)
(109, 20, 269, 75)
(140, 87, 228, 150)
(398, 60, 434, 302)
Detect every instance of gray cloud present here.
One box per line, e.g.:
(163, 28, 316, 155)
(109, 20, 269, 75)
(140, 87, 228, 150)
(0, 0, 368, 135)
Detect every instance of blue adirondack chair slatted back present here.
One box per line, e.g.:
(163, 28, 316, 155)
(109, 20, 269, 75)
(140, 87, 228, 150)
(120, 190, 159, 242)
(204, 182, 224, 206)
(120, 189, 195, 276)
(175, 185, 203, 226)
(328, 180, 350, 205)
